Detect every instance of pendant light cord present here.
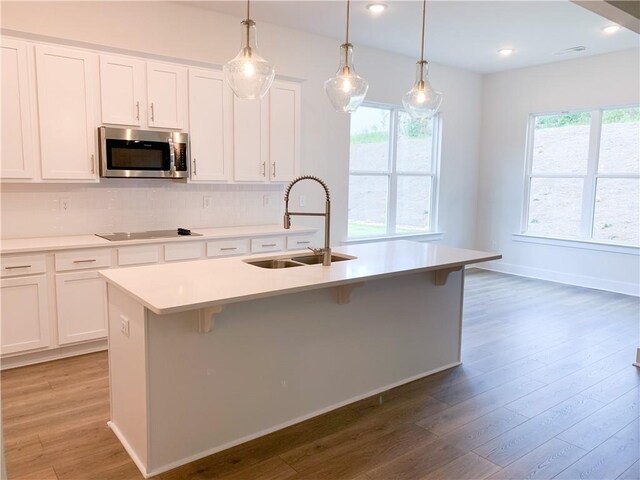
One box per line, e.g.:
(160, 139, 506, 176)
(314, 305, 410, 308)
(245, 0, 251, 53)
(420, 0, 426, 63)
(345, 0, 350, 45)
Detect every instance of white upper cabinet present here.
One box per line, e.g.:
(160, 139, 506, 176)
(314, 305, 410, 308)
(232, 80, 300, 183)
(100, 55, 145, 126)
(269, 81, 300, 182)
(1, 39, 35, 179)
(188, 68, 231, 181)
(35, 45, 98, 180)
(147, 62, 186, 129)
(233, 95, 270, 181)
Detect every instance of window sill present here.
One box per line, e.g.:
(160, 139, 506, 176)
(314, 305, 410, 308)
(512, 233, 639, 256)
(342, 232, 444, 245)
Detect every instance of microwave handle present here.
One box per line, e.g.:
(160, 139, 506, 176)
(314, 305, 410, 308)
(168, 135, 176, 174)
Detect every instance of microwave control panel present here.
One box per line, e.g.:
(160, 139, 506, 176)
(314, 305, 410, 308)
(175, 143, 188, 172)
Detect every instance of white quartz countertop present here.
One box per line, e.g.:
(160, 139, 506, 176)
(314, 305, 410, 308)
(100, 240, 501, 315)
(0, 225, 315, 255)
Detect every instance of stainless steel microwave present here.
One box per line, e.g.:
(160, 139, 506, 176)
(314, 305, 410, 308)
(98, 127, 189, 179)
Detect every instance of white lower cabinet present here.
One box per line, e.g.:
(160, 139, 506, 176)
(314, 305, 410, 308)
(55, 270, 107, 345)
(0, 229, 315, 366)
(0, 275, 50, 355)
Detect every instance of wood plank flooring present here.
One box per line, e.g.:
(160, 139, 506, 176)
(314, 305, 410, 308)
(2, 269, 639, 479)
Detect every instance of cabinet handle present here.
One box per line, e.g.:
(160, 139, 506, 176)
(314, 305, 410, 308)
(272, 162, 276, 178)
(91, 154, 95, 174)
(297, 241, 311, 244)
(150, 103, 155, 122)
(73, 259, 97, 264)
(136, 101, 140, 121)
(4, 265, 31, 270)
(261, 162, 266, 177)
(193, 158, 197, 175)
(262, 243, 277, 247)
(220, 247, 237, 251)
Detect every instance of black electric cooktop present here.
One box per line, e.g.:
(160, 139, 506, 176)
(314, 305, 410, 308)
(95, 229, 202, 241)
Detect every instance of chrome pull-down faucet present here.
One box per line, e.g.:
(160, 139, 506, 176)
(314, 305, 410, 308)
(284, 176, 332, 266)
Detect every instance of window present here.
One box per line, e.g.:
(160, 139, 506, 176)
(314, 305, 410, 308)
(524, 106, 640, 245)
(348, 104, 440, 238)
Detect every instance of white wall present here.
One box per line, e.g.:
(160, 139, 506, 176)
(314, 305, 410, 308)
(0, 1, 483, 247)
(476, 49, 640, 295)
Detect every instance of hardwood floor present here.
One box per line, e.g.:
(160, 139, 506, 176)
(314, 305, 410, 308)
(2, 269, 639, 480)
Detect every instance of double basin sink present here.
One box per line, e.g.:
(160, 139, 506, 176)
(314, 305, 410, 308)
(245, 253, 355, 269)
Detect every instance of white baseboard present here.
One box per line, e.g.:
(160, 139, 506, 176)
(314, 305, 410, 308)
(108, 421, 150, 479)
(475, 261, 639, 297)
(0, 340, 108, 370)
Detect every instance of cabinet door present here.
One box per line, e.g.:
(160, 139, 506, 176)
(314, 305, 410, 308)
(147, 62, 186, 129)
(269, 81, 300, 182)
(233, 96, 269, 181)
(1, 275, 50, 355)
(56, 271, 107, 345)
(100, 55, 145, 126)
(35, 45, 98, 180)
(1, 39, 35, 179)
(188, 68, 230, 181)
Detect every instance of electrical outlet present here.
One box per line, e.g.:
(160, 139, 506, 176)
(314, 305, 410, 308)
(299, 195, 306, 207)
(263, 195, 271, 206)
(281, 379, 287, 388)
(120, 316, 130, 337)
(203, 196, 212, 209)
(60, 198, 70, 211)
(491, 240, 498, 250)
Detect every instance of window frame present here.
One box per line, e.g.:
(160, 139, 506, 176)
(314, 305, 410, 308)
(521, 104, 640, 246)
(347, 102, 442, 240)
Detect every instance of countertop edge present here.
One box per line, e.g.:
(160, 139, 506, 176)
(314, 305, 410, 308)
(102, 251, 502, 316)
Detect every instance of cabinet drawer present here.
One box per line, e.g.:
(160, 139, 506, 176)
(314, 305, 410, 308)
(286, 234, 316, 251)
(117, 245, 160, 266)
(1, 254, 47, 278)
(207, 239, 249, 258)
(55, 249, 112, 272)
(164, 242, 203, 262)
(250, 236, 285, 253)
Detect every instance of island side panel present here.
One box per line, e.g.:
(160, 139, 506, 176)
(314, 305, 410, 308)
(106, 284, 150, 472)
(145, 270, 463, 473)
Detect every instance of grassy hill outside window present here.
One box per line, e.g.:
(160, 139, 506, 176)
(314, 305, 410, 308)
(348, 104, 441, 239)
(523, 106, 640, 246)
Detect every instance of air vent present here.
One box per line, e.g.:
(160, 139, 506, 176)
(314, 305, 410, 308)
(554, 46, 587, 56)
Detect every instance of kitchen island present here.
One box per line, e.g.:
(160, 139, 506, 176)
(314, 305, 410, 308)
(100, 240, 500, 477)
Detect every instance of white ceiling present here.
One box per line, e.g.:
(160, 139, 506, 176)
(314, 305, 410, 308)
(186, 0, 639, 73)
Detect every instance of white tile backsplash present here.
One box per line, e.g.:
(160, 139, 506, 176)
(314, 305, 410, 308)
(0, 181, 284, 239)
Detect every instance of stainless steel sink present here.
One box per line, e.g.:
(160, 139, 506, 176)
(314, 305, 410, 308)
(245, 253, 355, 269)
(246, 259, 304, 269)
(290, 254, 353, 265)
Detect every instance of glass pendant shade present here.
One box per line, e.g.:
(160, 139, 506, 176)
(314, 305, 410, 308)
(223, 19, 275, 100)
(402, 61, 442, 119)
(324, 43, 369, 113)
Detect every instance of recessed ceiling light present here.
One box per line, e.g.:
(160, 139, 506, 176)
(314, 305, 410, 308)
(366, 3, 387, 14)
(498, 48, 515, 57)
(602, 25, 621, 34)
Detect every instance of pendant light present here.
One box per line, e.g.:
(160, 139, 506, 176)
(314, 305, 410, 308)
(402, 0, 442, 119)
(223, 0, 275, 100)
(324, 0, 369, 113)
